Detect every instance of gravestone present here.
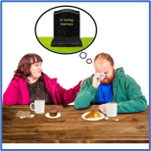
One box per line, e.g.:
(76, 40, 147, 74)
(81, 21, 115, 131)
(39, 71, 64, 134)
(51, 9, 82, 47)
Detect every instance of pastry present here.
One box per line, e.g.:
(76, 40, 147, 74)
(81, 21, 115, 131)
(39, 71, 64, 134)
(85, 111, 102, 118)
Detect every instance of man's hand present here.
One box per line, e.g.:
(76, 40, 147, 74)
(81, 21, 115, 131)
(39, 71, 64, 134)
(99, 104, 107, 113)
(92, 73, 101, 88)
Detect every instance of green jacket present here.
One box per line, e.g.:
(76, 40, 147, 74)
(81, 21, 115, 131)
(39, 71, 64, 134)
(74, 67, 147, 113)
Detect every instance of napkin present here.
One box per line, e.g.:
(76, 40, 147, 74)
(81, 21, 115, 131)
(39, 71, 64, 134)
(15, 111, 30, 118)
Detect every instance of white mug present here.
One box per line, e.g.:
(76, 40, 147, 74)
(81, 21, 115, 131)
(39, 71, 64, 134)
(101, 102, 117, 117)
(30, 100, 45, 114)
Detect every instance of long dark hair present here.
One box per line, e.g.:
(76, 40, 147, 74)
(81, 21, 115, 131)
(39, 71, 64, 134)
(13, 53, 44, 80)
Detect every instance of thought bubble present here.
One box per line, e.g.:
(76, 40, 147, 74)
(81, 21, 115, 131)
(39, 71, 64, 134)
(35, 5, 97, 64)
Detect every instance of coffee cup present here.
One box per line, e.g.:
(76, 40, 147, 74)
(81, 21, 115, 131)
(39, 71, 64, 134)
(30, 100, 45, 114)
(101, 102, 117, 117)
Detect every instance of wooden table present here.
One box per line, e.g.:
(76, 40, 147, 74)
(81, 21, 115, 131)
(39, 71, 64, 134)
(2, 105, 149, 143)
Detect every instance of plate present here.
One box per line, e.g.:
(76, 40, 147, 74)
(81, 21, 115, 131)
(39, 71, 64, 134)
(82, 111, 105, 121)
(45, 112, 61, 119)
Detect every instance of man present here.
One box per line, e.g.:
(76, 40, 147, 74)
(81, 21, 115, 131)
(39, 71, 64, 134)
(74, 53, 147, 113)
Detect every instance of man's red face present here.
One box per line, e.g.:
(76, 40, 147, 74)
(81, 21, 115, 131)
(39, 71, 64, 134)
(94, 59, 115, 84)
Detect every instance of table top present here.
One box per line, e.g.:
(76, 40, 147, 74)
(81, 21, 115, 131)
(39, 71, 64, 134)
(2, 105, 149, 143)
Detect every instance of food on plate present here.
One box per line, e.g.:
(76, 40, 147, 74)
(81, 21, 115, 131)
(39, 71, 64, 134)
(85, 111, 102, 118)
(49, 107, 58, 116)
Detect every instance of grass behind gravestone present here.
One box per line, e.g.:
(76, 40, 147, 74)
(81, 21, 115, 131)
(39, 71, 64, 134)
(38, 37, 94, 53)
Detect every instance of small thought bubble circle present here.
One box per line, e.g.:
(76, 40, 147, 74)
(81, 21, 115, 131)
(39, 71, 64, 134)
(79, 52, 87, 59)
(86, 58, 92, 64)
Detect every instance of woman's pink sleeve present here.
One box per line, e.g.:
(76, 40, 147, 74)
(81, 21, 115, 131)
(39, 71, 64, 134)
(56, 81, 81, 106)
(3, 80, 20, 105)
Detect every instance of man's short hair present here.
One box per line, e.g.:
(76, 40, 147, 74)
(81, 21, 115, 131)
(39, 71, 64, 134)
(94, 53, 114, 66)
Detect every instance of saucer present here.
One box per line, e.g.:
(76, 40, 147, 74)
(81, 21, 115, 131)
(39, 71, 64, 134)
(45, 112, 61, 119)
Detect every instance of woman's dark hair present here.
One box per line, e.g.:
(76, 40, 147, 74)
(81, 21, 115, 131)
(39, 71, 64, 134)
(13, 53, 44, 80)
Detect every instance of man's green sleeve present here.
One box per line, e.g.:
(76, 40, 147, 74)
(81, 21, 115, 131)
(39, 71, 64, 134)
(117, 75, 147, 113)
(74, 78, 97, 109)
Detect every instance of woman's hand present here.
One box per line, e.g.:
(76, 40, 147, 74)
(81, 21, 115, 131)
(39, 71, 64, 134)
(80, 77, 90, 85)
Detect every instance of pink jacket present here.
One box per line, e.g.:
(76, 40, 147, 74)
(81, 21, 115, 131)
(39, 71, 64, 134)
(3, 74, 81, 106)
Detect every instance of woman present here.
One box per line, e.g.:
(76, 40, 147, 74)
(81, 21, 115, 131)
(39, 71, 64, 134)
(3, 53, 83, 106)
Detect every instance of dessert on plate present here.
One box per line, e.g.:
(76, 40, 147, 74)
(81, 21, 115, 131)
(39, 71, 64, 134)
(49, 107, 58, 116)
